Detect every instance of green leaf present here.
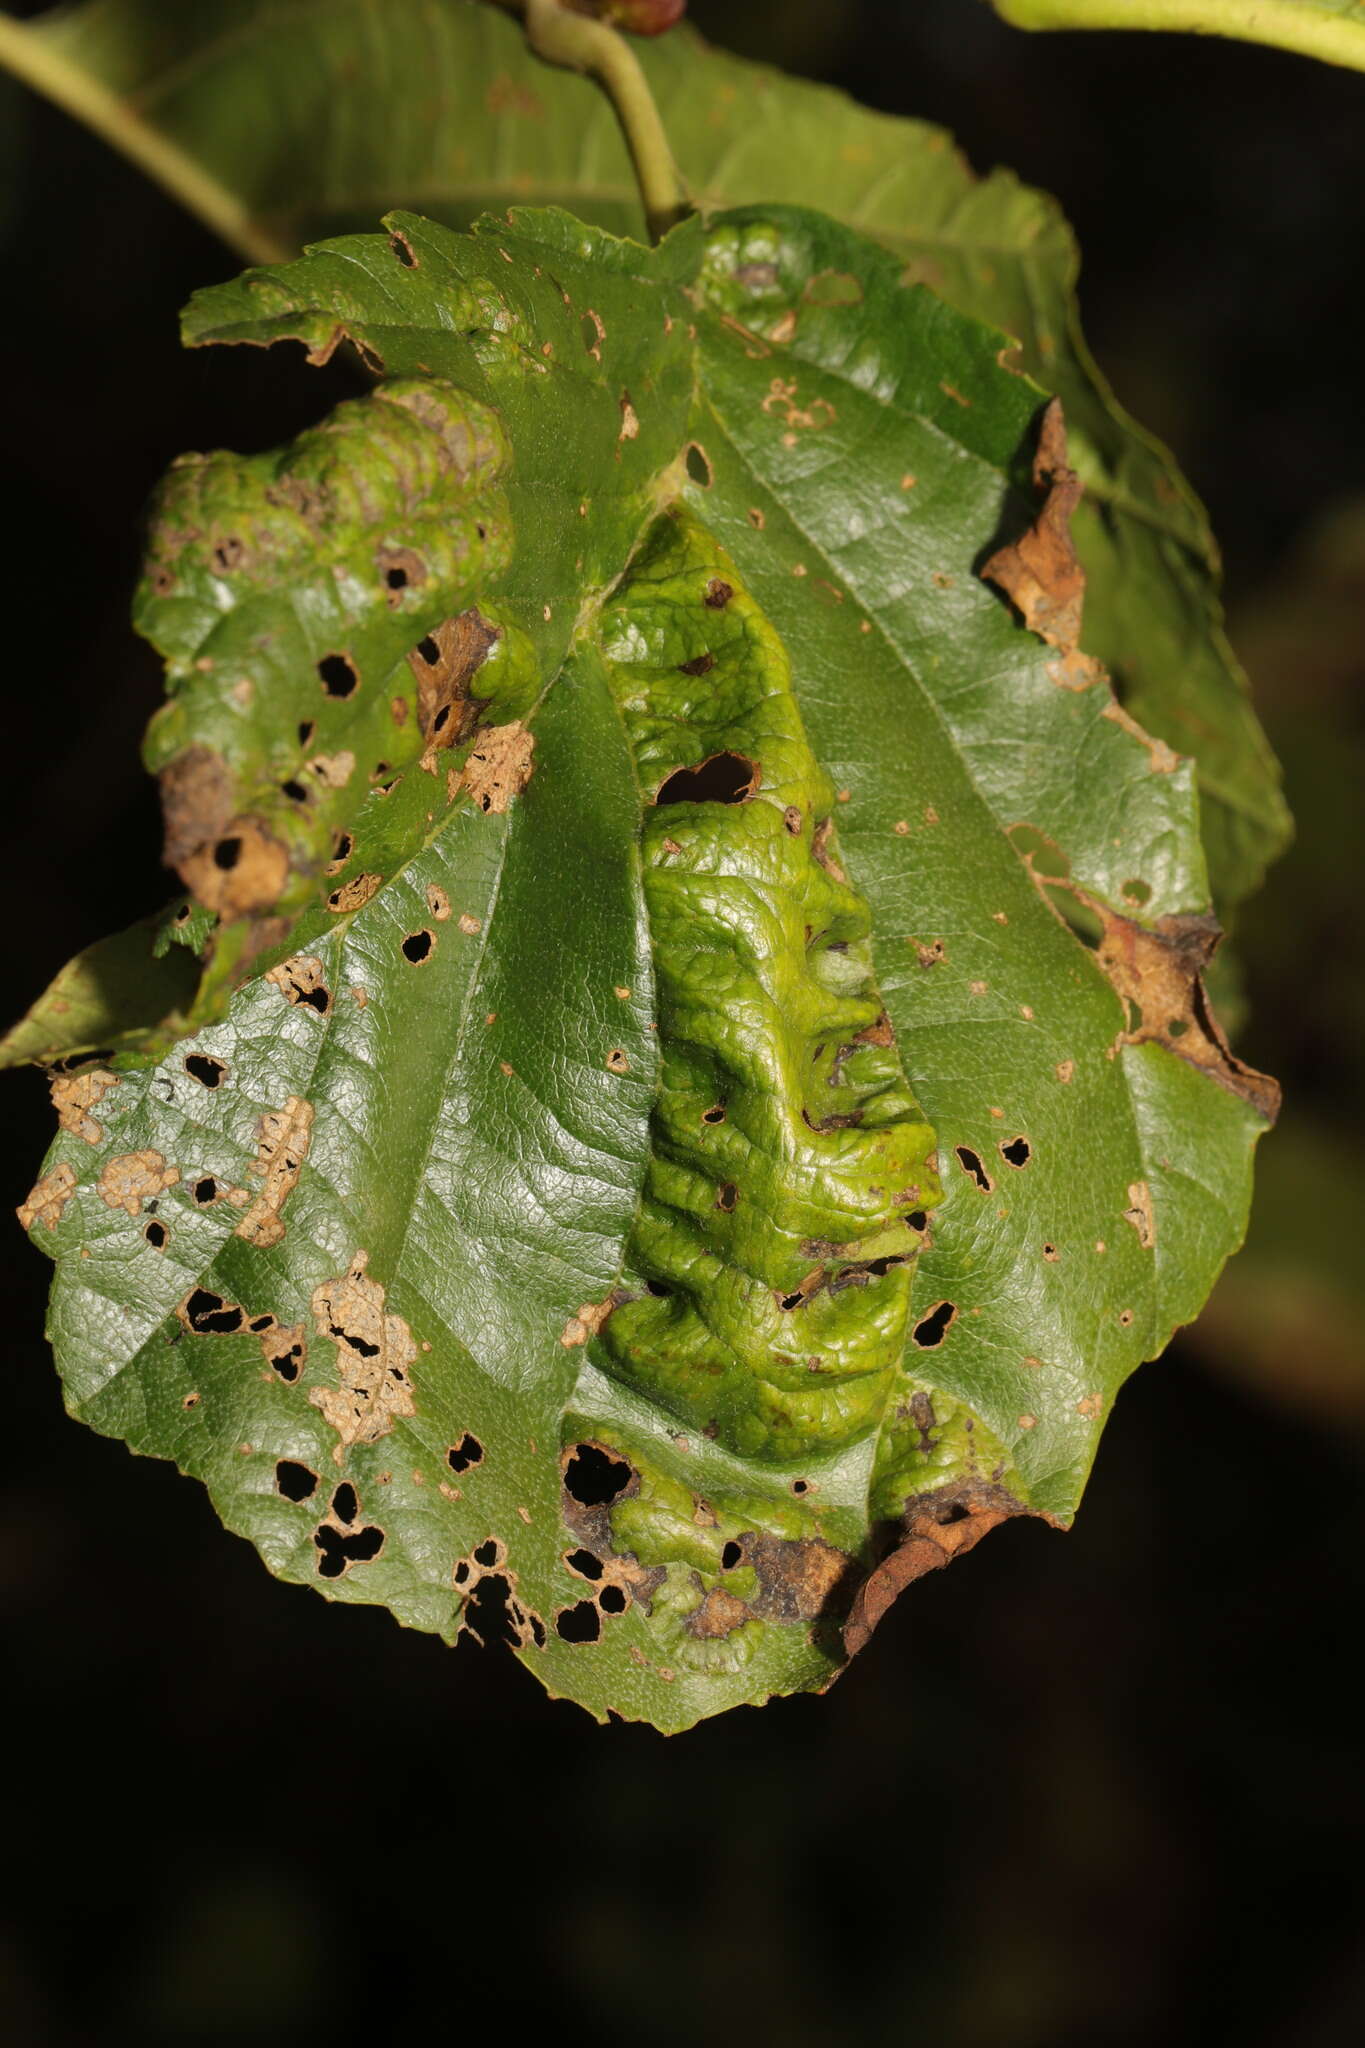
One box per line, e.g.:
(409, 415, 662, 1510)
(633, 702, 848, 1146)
(990, 1, 1365, 74)
(0, 913, 201, 1071)
(0, 1, 1290, 908)
(17, 203, 1275, 1729)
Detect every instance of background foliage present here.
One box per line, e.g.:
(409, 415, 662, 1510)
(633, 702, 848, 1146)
(2, 0, 1364, 2038)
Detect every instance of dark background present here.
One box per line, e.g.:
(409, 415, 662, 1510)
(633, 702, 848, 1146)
(3, 4, 1364, 2043)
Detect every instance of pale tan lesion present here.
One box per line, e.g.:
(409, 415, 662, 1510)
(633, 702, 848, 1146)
(234, 1096, 314, 1249)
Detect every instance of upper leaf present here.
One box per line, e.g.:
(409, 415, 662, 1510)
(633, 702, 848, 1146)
(991, 1, 1365, 74)
(0, 0, 1290, 906)
(17, 201, 1275, 1729)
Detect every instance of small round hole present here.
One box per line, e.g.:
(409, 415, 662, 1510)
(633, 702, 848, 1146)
(317, 653, 359, 699)
(563, 1443, 632, 1508)
(447, 1433, 483, 1475)
(555, 1600, 601, 1644)
(275, 1460, 318, 1502)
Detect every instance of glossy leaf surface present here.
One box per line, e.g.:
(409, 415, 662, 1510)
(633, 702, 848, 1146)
(0, 0, 1289, 906)
(17, 204, 1275, 1728)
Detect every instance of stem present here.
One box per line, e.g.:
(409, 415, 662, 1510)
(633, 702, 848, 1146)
(499, 0, 689, 240)
(992, 0, 1365, 73)
(0, 13, 291, 266)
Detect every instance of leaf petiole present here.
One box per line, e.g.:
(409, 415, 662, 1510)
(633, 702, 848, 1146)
(0, 10, 291, 264)
(494, 0, 690, 241)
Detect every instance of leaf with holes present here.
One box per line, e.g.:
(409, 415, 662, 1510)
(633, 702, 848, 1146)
(15, 202, 1277, 1730)
(0, 0, 1289, 908)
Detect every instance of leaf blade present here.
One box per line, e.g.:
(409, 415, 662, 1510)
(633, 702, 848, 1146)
(0, 0, 1291, 903)
(19, 201, 1276, 1726)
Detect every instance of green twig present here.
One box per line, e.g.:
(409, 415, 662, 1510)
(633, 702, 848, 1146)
(991, 0, 1365, 74)
(0, 12, 291, 265)
(497, 0, 689, 240)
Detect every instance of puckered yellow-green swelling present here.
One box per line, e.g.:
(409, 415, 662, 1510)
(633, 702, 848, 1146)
(593, 516, 940, 1464)
(557, 517, 1023, 1683)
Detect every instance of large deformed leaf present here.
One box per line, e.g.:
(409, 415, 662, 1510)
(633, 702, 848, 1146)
(0, 0, 1289, 907)
(17, 203, 1276, 1729)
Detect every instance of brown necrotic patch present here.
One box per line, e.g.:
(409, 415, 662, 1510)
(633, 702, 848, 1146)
(377, 546, 426, 604)
(99, 1150, 179, 1215)
(210, 535, 247, 575)
(234, 1096, 313, 1249)
(458, 722, 535, 814)
(266, 955, 330, 1016)
(327, 872, 383, 914)
(843, 1480, 1035, 1659)
(308, 1251, 417, 1464)
(654, 752, 759, 806)
(180, 817, 290, 920)
(50, 1067, 119, 1146)
(407, 609, 498, 747)
(160, 745, 235, 864)
(686, 1588, 751, 1640)
(17, 1164, 77, 1232)
(263, 1323, 307, 1382)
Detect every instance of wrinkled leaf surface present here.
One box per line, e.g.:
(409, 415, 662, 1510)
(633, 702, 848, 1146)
(17, 203, 1275, 1728)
